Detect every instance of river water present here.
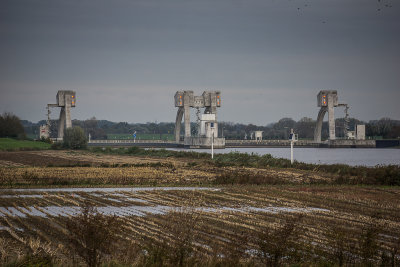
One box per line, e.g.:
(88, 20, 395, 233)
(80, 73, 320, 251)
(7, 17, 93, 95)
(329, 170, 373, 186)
(170, 147, 400, 167)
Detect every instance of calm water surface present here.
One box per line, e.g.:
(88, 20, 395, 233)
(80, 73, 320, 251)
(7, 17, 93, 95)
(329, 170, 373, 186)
(170, 147, 400, 167)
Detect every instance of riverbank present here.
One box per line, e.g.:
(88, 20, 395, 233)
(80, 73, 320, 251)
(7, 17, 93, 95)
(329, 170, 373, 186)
(0, 148, 399, 187)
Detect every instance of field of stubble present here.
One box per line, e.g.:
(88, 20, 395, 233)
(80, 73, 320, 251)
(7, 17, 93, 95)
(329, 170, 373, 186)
(0, 150, 399, 266)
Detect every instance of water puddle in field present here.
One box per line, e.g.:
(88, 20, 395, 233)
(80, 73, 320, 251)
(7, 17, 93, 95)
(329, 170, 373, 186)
(0, 187, 329, 221)
(199, 206, 328, 214)
(0, 207, 27, 217)
(125, 198, 148, 203)
(0, 226, 24, 232)
(0, 194, 44, 198)
(1, 187, 219, 193)
(0, 205, 329, 218)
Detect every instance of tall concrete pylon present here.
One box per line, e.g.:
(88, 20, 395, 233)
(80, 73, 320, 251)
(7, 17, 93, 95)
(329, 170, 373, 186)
(314, 90, 338, 142)
(47, 90, 76, 140)
(174, 91, 221, 142)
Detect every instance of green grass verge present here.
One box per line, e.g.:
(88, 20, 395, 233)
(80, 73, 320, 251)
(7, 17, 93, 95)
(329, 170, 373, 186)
(0, 138, 51, 151)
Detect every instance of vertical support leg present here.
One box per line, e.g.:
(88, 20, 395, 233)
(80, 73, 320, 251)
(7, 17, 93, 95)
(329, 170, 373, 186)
(65, 103, 72, 129)
(184, 106, 191, 138)
(174, 107, 184, 142)
(314, 107, 327, 143)
(58, 107, 66, 139)
(328, 95, 336, 140)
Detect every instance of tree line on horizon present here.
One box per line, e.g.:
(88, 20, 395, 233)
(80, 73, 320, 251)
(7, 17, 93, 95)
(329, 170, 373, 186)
(20, 116, 400, 141)
(0, 113, 26, 139)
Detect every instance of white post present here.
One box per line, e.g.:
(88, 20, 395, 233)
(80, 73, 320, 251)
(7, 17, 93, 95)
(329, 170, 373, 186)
(290, 139, 294, 164)
(290, 128, 295, 164)
(211, 132, 214, 159)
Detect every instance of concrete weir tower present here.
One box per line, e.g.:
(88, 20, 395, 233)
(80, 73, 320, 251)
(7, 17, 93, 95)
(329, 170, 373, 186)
(314, 90, 338, 142)
(174, 91, 225, 148)
(47, 90, 76, 140)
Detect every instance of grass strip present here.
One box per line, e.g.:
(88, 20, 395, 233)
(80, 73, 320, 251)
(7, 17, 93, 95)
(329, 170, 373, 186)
(0, 138, 51, 151)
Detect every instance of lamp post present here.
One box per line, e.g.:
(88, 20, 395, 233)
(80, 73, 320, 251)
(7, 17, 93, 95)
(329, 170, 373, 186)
(211, 132, 214, 159)
(289, 128, 298, 164)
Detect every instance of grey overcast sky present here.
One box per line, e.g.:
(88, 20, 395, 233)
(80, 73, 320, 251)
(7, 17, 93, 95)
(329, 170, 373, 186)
(0, 0, 399, 125)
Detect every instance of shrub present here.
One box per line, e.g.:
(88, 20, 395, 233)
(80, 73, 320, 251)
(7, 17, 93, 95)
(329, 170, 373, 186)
(140, 210, 199, 267)
(40, 136, 52, 144)
(359, 224, 379, 266)
(65, 205, 121, 267)
(255, 215, 304, 266)
(51, 142, 63, 150)
(325, 224, 358, 266)
(63, 126, 87, 149)
(7, 254, 53, 267)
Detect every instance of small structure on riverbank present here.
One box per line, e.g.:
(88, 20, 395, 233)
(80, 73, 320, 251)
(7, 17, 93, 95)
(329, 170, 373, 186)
(39, 125, 49, 139)
(254, 131, 263, 141)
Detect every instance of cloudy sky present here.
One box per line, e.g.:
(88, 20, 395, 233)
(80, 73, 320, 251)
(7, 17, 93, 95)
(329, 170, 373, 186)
(1, 0, 399, 125)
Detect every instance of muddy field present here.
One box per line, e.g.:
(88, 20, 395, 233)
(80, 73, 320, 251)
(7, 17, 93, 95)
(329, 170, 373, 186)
(0, 150, 399, 266)
(0, 150, 185, 167)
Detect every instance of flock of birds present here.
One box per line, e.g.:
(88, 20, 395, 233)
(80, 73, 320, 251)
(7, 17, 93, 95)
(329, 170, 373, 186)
(376, 0, 393, 12)
(290, 0, 395, 24)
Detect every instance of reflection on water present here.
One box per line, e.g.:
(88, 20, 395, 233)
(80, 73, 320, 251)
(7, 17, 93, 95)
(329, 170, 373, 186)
(2, 187, 220, 193)
(168, 147, 400, 166)
(0, 194, 44, 198)
(0, 205, 329, 218)
(0, 187, 329, 218)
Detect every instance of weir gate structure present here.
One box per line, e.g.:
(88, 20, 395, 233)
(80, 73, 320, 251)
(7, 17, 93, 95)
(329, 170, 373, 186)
(313, 90, 368, 146)
(89, 89, 376, 148)
(174, 91, 225, 148)
(40, 90, 76, 140)
(314, 90, 339, 142)
(38, 89, 377, 148)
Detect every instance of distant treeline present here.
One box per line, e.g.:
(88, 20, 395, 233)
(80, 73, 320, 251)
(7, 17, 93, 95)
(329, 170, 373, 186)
(22, 116, 400, 140)
(0, 113, 26, 139)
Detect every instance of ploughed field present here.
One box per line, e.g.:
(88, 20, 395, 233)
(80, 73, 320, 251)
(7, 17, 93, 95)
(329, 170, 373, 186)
(0, 150, 399, 266)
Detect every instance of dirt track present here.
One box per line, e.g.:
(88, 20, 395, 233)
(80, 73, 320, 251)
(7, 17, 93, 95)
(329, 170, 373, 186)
(0, 151, 93, 167)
